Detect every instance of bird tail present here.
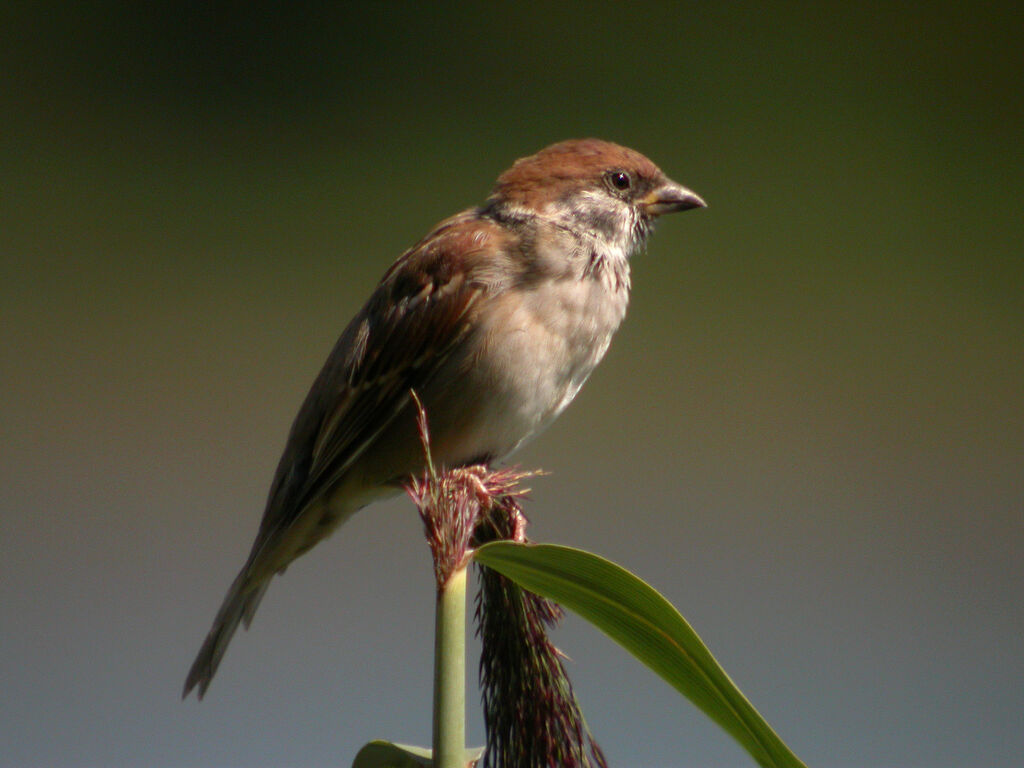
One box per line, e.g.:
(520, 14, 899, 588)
(182, 570, 271, 699)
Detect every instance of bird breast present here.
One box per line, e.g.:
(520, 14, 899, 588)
(442, 257, 630, 463)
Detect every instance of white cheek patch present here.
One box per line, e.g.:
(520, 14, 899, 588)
(546, 190, 642, 258)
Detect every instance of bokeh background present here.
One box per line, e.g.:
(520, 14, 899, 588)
(2, 3, 1021, 767)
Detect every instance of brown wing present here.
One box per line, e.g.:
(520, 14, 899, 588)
(250, 211, 516, 557)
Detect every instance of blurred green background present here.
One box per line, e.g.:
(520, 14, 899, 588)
(2, 3, 1021, 767)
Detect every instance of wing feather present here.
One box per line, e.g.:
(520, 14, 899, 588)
(249, 211, 514, 555)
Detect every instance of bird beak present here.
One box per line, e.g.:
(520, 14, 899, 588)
(641, 181, 706, 216)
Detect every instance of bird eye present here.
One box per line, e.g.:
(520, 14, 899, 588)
(606, 170, 632, 192)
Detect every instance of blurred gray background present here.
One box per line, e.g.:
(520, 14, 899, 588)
(2, 3, 1021, 767)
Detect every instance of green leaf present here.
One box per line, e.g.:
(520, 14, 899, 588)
(472, 542, 807, 768)
(351, 741, 483, 768)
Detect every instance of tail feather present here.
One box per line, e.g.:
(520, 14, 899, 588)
(241, 579, 272, 629)
(182, 571, 270, 699)
(183, 497, 351, 699)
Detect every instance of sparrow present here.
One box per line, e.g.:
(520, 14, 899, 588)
(184, 138, 705, 698)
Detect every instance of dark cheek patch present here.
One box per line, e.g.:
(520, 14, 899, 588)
(567, 205, 622, 242)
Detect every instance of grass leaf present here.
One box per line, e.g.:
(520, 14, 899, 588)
(472, 542, 806, 768)
(352, 740, 484, 768)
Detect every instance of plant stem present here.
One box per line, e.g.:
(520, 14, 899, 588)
(432, 564, 467, 768)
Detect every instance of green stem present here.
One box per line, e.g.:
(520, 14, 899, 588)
(432, 565, 467, 768)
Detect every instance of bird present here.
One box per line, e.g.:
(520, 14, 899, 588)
(183, 138, 705, 698)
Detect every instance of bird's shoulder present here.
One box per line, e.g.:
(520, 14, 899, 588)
(377, 208, 526, 302)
